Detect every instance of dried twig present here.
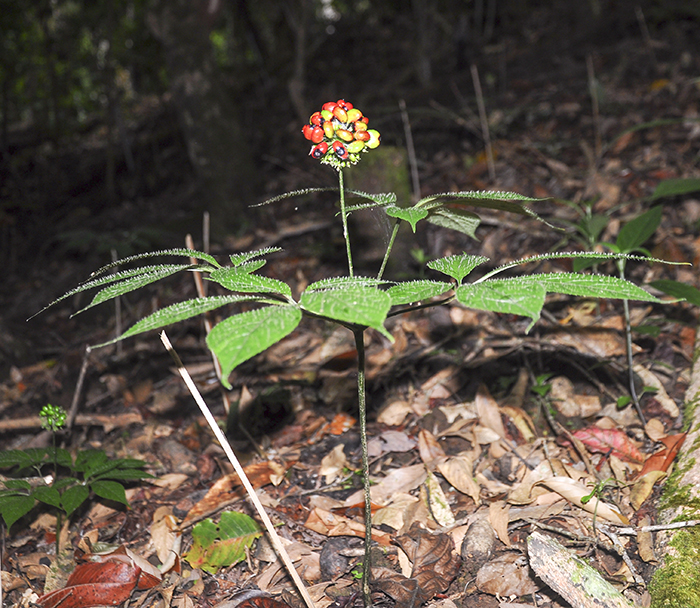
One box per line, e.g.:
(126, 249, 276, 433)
(470, 64, 495, 182)
(160, 331, 315, 608)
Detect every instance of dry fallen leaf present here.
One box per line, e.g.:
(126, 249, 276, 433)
(476, 551, 540, 597)
(437, 454, 481, 505)
(373, 524, 461, 608)
(539, 476, 630, 524)
(319, 443, 348, 485)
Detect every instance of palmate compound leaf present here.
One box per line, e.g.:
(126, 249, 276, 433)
(427, 254, 489, 283)
(185, 511, 263, 574)
(94, 295, 264, 347)
(206, 304, 302, 389)
(300, 285, 392, 339)
(457, 280, 547, 330)
(208, 267, 292, 298)
(386, 280, 453, 306)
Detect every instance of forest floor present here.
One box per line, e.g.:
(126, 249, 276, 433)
(1, 29, 700, 608)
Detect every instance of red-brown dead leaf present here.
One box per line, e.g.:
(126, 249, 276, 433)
(637, 433, 686, 479)
(373, 524, 461, 608)
(572, 426, 644, 464)
(329, 412, 356, 435)
(37, 559, 141, 608)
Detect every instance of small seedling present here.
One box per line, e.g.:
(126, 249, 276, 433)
(0, 405, 151, 553)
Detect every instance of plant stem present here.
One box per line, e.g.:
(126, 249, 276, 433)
(376, 219, 401, 280)
(353, 327, 372, 607)
(617, 260, 646, 425)
(338, 169, 354, 277)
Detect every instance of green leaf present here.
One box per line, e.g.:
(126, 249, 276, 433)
(74, 449, 108, 475)
(650, 280, 700, 306)
(478, 251, 685, 282)
(208, 268, 292, 298)
(0, 494, 36, 528)
(305, 276, 391, 292)
(88, 248, 221, 277)
(75, 265, 192, 316)
(616, 206, 663, 253)
(457, 280, 547, 330)
(253, 187, 339, 207)
(91, 480, 128, 506)
(31, 264, 206, 319)
(61, 484, 90, 517)
(185, 511, 263, 574)
(229, 247, 282, 267)
(300, 286, 392, 335)
(32, 486, 62, 509)
(418, 190, 551, 224)
(0, 450, 37, 470)
(387, 280, 453, 306)
(650, 178, 700, 201)
(96, 296, 261, 347)
(94, 469, 152, 482)
(2, 480, 31, 490)
(522, 273, 661, 302)
(384, 206, 428, 232)
(427, 254, 489, 283)
(425, 207, 481, 238)
(207, 305, 302, 389)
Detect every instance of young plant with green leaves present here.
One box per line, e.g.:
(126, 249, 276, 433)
(35, 99, 676, 607)
(0, 405, 151, 552)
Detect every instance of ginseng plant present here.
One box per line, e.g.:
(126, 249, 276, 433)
(34, 99, 675, 608)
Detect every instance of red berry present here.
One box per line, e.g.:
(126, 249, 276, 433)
(332, 141, 348, 159)
(310, 126, 324, 144)
(336, 99, 353, 111)
(310, 112, 323, 126)
(302, 124, 314, 140)
(311, 141, 328, 159)
(354, 130, 370, 142)
(322, 102, 338, 113)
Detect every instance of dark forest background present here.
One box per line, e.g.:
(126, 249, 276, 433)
(1, 0, 698, 270)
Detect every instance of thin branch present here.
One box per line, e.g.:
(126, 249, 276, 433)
(160, 331, 316, 608)
(470, 64, 495, 182)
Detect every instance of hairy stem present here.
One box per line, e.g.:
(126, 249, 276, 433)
(338, 169, 354, 277)
(353, 327, 372, 607)
(376, 219, 401, 281)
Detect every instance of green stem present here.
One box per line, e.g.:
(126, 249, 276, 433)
(338, 169, 354, 277)
(353, 327, 371, 607)
(376, 219, 401, 280)
(618, 261, 645, 425)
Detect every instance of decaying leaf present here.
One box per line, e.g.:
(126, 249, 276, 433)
(425, 471, 455, 527)
(476, 551, 540, 597)
(37, 546, 161, 608)
(319, 443, 348, 484)
(437, 454, 481, 505)
(539, 476, 630, 524)
(373, 524, 461, 608)
(572, 426, 644, 464)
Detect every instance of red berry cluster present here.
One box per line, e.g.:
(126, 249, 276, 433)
(302, 99, 380, 168)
